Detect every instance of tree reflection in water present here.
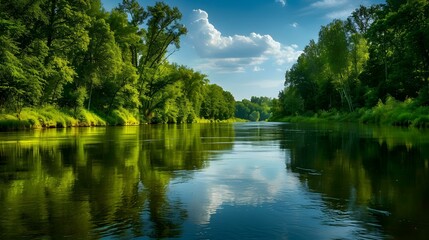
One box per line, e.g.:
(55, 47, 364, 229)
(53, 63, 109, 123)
(281, 123, 429, 239)
(0, 124, 234, 239)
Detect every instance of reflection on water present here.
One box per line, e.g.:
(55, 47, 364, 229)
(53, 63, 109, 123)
(0, 123, 429, 239)
(0, 124, 234, 239)
(282, 123, 429, 240)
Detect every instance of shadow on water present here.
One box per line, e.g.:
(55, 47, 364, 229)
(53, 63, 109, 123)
(0, 124, 234, 239)
(280, 122, 429, 239)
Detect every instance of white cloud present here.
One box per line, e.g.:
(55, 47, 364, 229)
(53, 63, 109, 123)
(275, 0, 286, 7)
(311, 0, 348, 8)
(326, 8, 355, 19)
(290, 22, 299, 28)
(253, 66, 264, 72)
(308, 0, 363, 19)
(198, 57, 266, 73)
(190, 9, 302, 73)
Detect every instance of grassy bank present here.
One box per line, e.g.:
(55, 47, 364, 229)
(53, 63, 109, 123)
(0, 107, 140, 131)
(0, 107, 246, 131)
(195, 117, 247, 123)
(271, 97, 429, 128)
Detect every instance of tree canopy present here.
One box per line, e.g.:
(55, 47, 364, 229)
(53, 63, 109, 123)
(273, 1, 429, 119)
(0, 0, 235, 124)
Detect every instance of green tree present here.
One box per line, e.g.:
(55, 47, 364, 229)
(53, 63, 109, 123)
(75, 18, 122, 111)
(319, 20, 354, 112)
(41, 0, 92, 104)
(278, 87, 304, 116)
(174, 66, 208, 122)
(235, 97, 272, 121)
(0, 14, 45, 114)
(201, 84, 235, 120)
(137, 2, 187, 102)
(114, 0, 147, 67)
(249, 111, 260, 122)
(235, 101, 250, 119)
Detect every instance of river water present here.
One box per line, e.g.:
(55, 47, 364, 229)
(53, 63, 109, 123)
(0, 122, 428, 239)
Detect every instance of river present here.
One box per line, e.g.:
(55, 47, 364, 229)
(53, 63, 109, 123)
(0, 122, 428, 239)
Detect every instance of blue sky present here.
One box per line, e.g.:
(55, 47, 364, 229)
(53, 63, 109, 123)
(102, 0, 385, 100)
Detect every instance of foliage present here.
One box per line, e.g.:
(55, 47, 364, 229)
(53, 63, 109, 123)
(235, 97, 272, 121)
(272, 1, 429, 128)
(0, 106, 108, 131)
(0, 0, 236, 128)
(200, 84, 236, 120)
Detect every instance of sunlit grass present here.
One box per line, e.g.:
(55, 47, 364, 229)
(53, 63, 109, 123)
(195, 117, 247, 123)
(360, 97, 429, 127)
(271, 97, 429, 128)
(101, 107, 139, 126)
(0, 106, 108, 130)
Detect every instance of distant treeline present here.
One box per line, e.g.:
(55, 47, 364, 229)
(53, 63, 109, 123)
(272, 0, 429, 127)
(0, 0, 235, 125)
(235, 97, 272, 121)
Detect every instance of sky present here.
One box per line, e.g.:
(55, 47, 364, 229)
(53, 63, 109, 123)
(102, 0, 385, 101)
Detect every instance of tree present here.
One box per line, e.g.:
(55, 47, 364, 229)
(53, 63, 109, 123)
(235, 97, 273, 121)
(0, 13, 45, 114)
(0, 0, 238, 124)
(174, 66, 208, 122)
(347, 5, 382, 35)
(319, 20, 354, 112)
(278, 87, 304, 116)
(114, 0, 147, 67)
(137, 2, 187, 100)
(249, 111, 260, 122)
(364, 0, 429, 102)
(75, 18, 122, 111)
(41, 0, 92, 104)
(201, 84, 235, 120)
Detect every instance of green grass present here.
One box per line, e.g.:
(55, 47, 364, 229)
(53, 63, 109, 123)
(271, 97, 429, 128)
(0, 106, 109, 131)
(0, 106, 248, 131)
(102, 107, 139, 126)
(194, 117, 248, 123)
(0, 114, 32, 131)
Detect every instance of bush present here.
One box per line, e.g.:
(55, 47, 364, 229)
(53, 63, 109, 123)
(107, 108, 139, 125)
(75, 108, 106, 126)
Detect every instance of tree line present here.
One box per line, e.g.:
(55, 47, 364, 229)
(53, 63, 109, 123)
(272, 0, 429, 122)
(0, 0, 235, 125)
(235, 96, 272, 121)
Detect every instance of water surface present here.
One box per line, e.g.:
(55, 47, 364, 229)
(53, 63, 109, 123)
(0, 123, 428, 239)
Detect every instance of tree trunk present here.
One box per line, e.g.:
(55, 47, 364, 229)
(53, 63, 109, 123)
(87, 81, 93, 111)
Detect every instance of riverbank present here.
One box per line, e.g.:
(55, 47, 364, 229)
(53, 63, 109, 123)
(0, 107, 108, 131)
(271, 97, 429, 128)
(0, 107, 246, 131)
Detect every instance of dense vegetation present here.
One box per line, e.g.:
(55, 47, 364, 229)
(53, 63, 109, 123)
(235, 97, 272, 121)
(272, 0, 429, 127)
(0, 0, 236, 129)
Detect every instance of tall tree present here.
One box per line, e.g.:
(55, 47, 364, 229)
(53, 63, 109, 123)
(138, 2, 187, 101)
(115, 0, 147, 67)
(0, 5, 46, 114)
(40, 0, 92, 104)
(319, 20, 354, 112)
(200, 84, 235, 120)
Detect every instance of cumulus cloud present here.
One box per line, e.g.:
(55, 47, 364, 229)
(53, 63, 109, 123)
(275, 0, 286, 7)
(290, 22, 299, 28)
(189, 9, 302, 73)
